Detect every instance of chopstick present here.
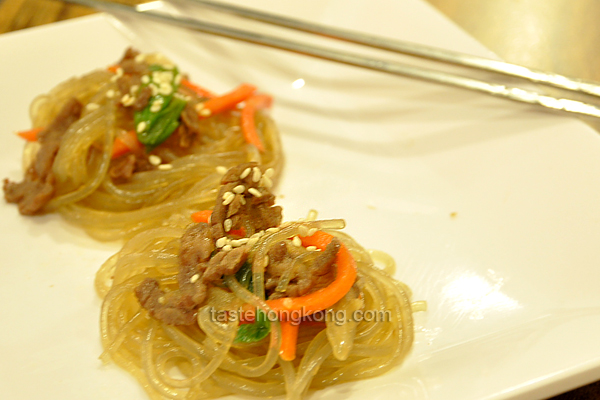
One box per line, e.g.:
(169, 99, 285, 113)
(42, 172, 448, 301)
(60, 0, 600, 120)
(191, 0, 600, 98)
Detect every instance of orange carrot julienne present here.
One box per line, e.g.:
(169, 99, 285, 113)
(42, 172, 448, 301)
(107, 64, 120, 74)
(111, 130, 142, 159)
(240, 94, 272, 152)
(265, 231, 357, 318)
(241, 231, 357, 322)
(198, 83, 256, 117)
(191, 209, 245, 236)
(180, 78, 216, 99)
(191, 210, 213, 223)
(279, 320, 300, 361)
(111, 138, 131, 159)
(16, 127, 43, 142)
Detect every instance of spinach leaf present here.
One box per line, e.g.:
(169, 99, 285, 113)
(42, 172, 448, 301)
(235, 261, 253, 293)
(134, 65, 185, 149)
(231, 261, 270, 343)
(234, 310, 270, 343)
(136, 96, 186, 148)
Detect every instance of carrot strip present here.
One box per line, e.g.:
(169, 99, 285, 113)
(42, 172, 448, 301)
(16, 127, 43, 142)
(240, 94, 272, 152)
(240, 231, 357, 320)
(199, 83, 256, 116)
(190, 209, 245, 236)
(191, 210, 213, 223)
(111, 129, 143, 159)
(279, 320, 300, 361)
(180, 78, 217, 99)
(111, 137, 131, 159)
(266, 231, 357, 318)
(107, 64, 120, 74)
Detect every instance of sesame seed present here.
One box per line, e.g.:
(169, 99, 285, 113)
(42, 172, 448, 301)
(239, 197, 246, 205)
(306, 246, 317, 251)
(149, 155, 162, 166)
(264, 168, 275, 178)
(174, 74, 182, 84)
(158, 296, 165, 304)
(149, 83, 158, 96)
(116, 67, 124, 77)
(200, 108, 212, 117)
(121, 94, 135, 106)
(141, 75, 150, 84)
(307, 228, 318, 236)
(223, 244, 232, 251)
(248, 188, 262, 197)
(110, 75, 118, 82)
(224, 219, 233, 232)
(263, 255, 269, 267)
(158, 164, 173, 171)
(130, 85, 139, 94)
(106, 89, 115, 98)
(216, 237, 228, 248)
(85, 103, 100, 111)
(298, 225, 310, 237)
(233, 185, 245, 194)
(158, 82, 173, 96)
(260, 175, 273, 188)
(135, 53, 146, 63)
(150, 102, 162, 113)
(252, 167, 262, 182)
(240, 167, 251, 179)
(216, 166, 228, 174)
(222, 192, 235, 206)
(195, 103, 204, 111)
(292, 236, 302, 247)
(231, 238, 249, 247)
(136, 121, 147, 133)
(190, 274, 200, 283)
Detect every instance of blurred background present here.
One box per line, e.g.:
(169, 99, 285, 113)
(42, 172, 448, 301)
(1, 0, 599, 398)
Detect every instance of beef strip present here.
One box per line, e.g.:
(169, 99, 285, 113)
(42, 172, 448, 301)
(3, 98, 83, 215)
(108, 153, 137, 182)
(118, 47, 148, 76)
(135, 222, 248, 326)
(210, 162, 282, 239)
(265, 237, 340, 299)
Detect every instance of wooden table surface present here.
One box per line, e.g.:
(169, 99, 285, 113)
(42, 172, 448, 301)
(1, 0, 599, 399)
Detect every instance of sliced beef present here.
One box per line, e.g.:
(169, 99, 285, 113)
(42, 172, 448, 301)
(135, 278, 198, 326)
(265, 238, 340, 299)
(108, 153, 137, 182)
(136, 222, 248, 326)
(180, 102, 203, 138)
(179, 222, 215, 269)
(211, 162, 282, 239)
(118, 47, 148, 76)
(3, 98, 82, 215)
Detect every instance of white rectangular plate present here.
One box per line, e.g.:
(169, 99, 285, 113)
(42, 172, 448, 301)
(2, 1, 600, 399)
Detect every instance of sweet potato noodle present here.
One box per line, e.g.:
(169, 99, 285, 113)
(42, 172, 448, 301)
(3, 50, 283, 241)
(96, 165, 422, 400)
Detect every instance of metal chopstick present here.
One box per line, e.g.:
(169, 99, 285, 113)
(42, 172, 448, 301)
(60, 0, 600, 120)
(190, 0, 600, 98)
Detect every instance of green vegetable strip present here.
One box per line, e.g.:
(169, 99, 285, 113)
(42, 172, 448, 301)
(134, 65, 186, 149)
(232, 262, 271, 343)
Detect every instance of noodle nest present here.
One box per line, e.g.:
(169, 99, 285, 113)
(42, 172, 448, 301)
(96, 214, 420, 400)
(21, 52, 283, 240)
